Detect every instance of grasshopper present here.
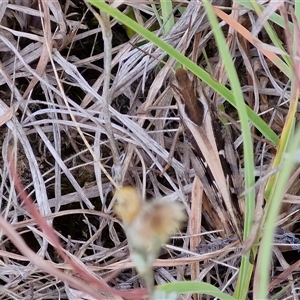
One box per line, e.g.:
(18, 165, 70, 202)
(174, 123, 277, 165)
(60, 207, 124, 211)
(171, 68, 243, 237)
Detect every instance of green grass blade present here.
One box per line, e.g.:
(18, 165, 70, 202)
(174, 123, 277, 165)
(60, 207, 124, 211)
(160, 0, 174, 34)
(202, 1, 255, 298)
(87, 0, 278, 145)
(255, 124, 300, 299)
(202, 1, 255, 239)
(156, 281, 236, 300)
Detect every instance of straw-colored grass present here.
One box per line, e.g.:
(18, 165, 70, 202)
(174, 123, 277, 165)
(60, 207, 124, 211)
(1, 1, 300, 299)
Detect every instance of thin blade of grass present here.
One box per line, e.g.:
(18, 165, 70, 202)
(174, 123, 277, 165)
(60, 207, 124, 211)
(202, 2, 256, 299)
(87, 0, 279, 145)
(156, 281, 235, 300)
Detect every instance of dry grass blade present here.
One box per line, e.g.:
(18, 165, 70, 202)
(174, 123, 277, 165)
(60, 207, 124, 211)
(22, 0, 52, 99)
(190, 176, 203, 300)
(0, 0, 300, 298)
